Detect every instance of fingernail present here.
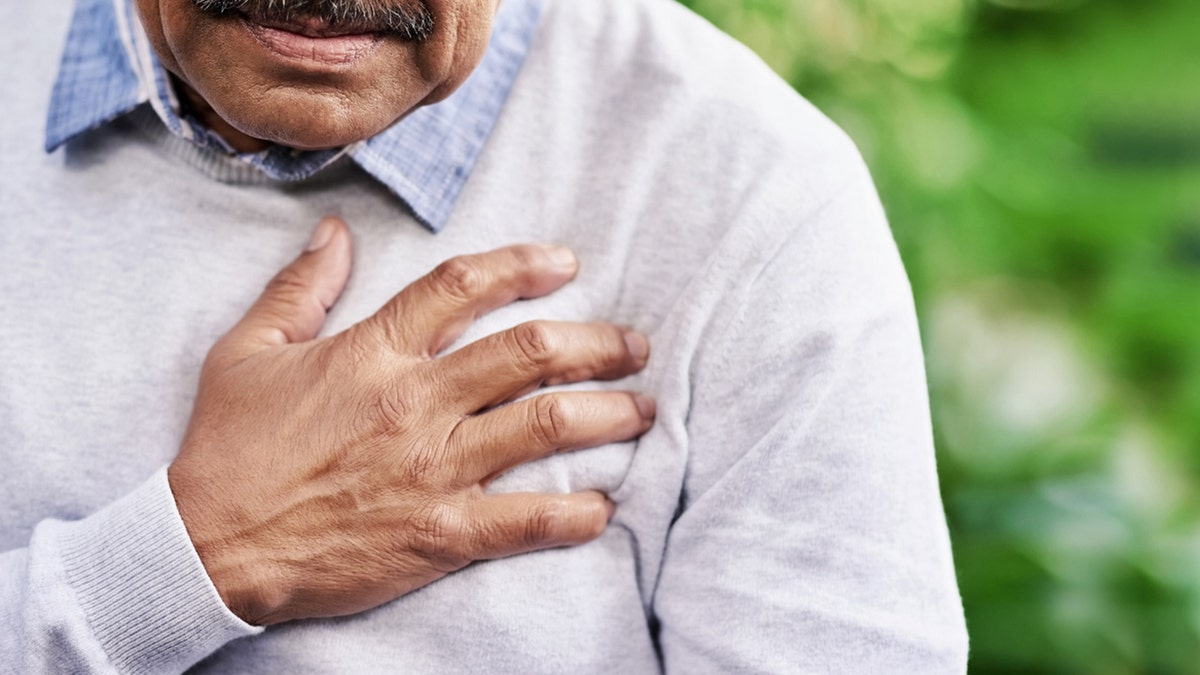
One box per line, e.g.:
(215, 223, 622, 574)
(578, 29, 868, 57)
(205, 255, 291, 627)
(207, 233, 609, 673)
(543, 245, 577, 270)
(634, 394, 657, 420)
(306, 218, 337, 252)
(624, 331, 649, 362)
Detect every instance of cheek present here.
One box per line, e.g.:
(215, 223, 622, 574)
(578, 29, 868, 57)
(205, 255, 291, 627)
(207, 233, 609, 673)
(133, 0, 180, 72)
(419, 0, 501, 104)
(152, 0, 231, 80)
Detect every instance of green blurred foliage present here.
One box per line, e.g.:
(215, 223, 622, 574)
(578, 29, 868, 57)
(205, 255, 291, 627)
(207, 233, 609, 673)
(676, 0, 1200, 671)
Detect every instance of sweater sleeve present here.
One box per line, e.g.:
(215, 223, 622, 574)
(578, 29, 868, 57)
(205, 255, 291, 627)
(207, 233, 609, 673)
(0, 467, 261, 673)
(651, 155, 969, 673)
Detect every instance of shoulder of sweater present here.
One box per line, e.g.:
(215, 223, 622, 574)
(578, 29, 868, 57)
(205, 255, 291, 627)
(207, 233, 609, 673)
(532, 0, 867, 193)
(519, 0, 877, 265)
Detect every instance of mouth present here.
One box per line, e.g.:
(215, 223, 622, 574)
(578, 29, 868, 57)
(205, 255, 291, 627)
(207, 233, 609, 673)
(238, 12, 385, 66)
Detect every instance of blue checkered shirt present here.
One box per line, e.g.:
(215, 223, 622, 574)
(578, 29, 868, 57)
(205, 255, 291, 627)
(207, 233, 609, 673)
(45, 0, 544, 232)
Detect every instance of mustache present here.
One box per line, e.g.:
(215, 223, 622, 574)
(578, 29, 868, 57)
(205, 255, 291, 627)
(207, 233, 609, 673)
(191, 0, 435, 40)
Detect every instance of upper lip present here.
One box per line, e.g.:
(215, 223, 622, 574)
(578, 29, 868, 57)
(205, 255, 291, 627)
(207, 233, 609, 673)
(241, 12, 380, 38)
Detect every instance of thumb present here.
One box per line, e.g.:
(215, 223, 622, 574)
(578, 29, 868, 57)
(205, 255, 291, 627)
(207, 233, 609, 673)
(218, 217, 353, 360)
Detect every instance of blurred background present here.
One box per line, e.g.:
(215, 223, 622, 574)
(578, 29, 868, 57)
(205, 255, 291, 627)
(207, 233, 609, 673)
(675, 0, 1200, 672)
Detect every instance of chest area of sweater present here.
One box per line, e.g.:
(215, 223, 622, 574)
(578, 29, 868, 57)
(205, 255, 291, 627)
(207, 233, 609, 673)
(0, 219, 691, 545)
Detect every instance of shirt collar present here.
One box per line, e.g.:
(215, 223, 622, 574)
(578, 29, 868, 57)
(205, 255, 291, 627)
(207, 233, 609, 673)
(45, 0, 544, 232)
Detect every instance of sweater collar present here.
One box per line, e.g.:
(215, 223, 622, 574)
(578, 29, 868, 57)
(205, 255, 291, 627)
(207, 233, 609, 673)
(45, 0, 544, 232)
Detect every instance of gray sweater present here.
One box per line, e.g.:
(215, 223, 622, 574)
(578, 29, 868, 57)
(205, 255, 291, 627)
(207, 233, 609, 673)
(0, 0, 968, 672)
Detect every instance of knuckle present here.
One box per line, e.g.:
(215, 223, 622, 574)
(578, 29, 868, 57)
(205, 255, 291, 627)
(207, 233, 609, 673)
(413, 500, 469, 561)
(430, 257, 486, 302)
(510, 321, 555, 369)
(550, 327, 628, 383)
(507, 245, 541, 269)
(339, 324, 400, 370)
(266, 267, 312, 299)
(341, 328, 380, 367)
(602, 326, 630, 368)
(263, 270, 326, 341)
(350, 310, 406, 357)
(401, 446, 443, 485)
(531, 396, 571, 449)
(365, 389, 418, 431)
(524, 501, 564, 548)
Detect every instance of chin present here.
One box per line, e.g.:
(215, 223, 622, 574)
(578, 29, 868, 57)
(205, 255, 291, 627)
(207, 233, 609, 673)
(241, 120, 383, 152)
(215, 90, 398, 150)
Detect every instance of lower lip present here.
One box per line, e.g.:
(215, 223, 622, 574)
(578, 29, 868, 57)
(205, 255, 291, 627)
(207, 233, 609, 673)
(241, 18, 383, 66)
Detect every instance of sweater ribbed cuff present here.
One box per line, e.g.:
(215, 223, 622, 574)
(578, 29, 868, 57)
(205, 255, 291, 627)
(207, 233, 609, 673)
(54, 467, 262, 674)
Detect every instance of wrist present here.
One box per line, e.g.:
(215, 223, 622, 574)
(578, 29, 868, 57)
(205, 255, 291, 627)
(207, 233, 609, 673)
(54, 468, 263, 670)
(167, 463, 284, 626)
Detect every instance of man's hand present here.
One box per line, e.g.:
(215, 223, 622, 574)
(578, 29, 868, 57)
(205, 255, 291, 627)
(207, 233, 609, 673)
(167, 217, 654, 626)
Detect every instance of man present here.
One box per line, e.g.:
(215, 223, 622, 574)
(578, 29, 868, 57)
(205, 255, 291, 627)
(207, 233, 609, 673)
(0, 0, 969, 671)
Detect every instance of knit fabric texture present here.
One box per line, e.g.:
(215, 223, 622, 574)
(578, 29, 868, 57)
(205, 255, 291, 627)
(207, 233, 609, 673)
(0, 0, 968, 672)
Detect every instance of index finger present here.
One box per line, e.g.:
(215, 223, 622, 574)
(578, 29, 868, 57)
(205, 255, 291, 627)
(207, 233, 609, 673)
(355, 244, 580, 357)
